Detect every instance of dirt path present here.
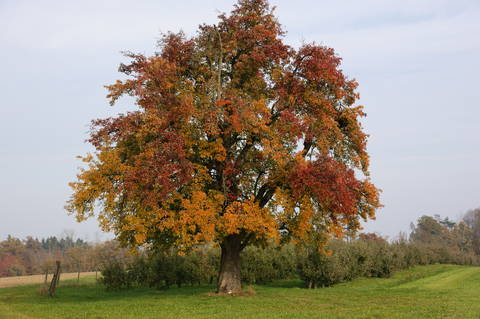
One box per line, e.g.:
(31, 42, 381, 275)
(0, 272, 97, 288)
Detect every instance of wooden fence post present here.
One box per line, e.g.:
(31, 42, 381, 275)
(48, 261, 61, 297)
(44, 267, 48, 285)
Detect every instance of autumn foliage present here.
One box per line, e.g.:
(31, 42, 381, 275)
(67, 0, 381, 292)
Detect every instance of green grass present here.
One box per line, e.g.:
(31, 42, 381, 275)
(1, 264, 480, 319)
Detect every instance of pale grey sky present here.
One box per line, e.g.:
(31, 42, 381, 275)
(1, 0, 479, 241)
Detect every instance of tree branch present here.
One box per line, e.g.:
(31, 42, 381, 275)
(214, 26, 223, 100)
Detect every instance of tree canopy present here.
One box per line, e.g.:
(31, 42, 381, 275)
(66, 0, 381, 292)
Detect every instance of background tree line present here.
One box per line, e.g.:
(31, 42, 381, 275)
(0, 235, 131, 277)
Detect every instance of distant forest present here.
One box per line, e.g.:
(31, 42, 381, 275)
(0, 236, 131, 277)
(1, 209, 479, 278)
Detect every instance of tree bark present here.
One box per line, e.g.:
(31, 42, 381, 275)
(217, 235, 242, 293)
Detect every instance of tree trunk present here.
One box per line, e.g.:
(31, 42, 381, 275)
(217, 235, 242, 294)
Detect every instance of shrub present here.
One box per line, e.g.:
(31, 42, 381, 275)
(297, 245, 347, 288)
(241, 245, 297, 285)
(100, 262, 131, 290)
(148, 254, 181, 288)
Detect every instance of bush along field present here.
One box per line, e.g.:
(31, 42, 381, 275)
(95, 213, 480, 291)
(98, 234, 480, 291)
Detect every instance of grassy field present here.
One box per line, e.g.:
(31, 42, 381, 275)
(0, 272, 97, 289)
(0, 264, 479, 319)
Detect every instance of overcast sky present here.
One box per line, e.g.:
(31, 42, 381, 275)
(1, 0, 479, 241)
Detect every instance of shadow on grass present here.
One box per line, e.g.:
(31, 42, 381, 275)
(258, 279, 304, 289)
(52, 280, 305, 303)
(1, 279, 306, 306)
(60, 284, 219, 301)
(1, 282, 220, 306)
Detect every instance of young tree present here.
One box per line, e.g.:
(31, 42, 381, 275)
(66, 0, 380, 293)
(463, 208, 480, 255)
(410, 216, 445, 244)
(66, 246, 86, 284)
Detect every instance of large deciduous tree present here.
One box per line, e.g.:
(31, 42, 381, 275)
(67, 0, 381, 293)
